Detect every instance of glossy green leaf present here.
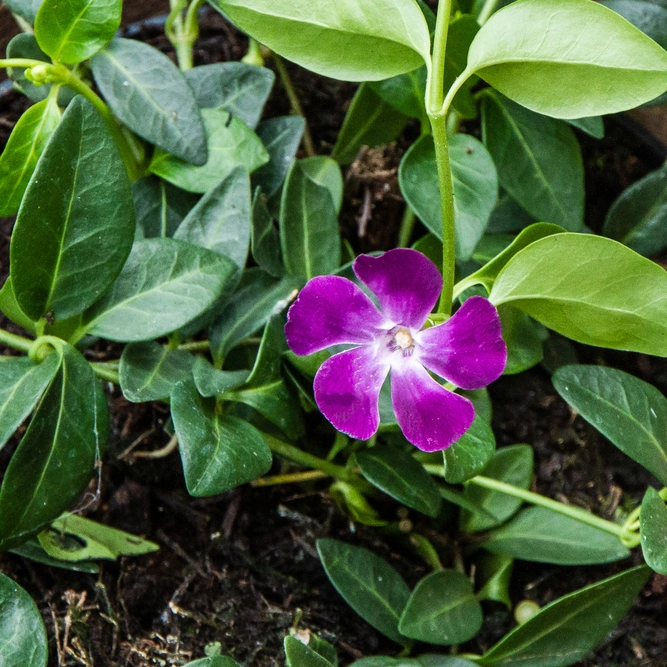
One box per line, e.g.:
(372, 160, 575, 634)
(456, 223, 565, 295)
(300, 156, 344, 215)
(640, 487, 667, 574)
(331, 84, 409, 165)
(192, 357, 250, 397)
(133, 177, 197, 239)
(304, 633, 338, 667)
(398, 569, 483, 645)
(369, 67, 427, 121)
(0, 98, 59, 217)
(478, 566, 650, 666)
(171, 381, 273, 496)
(174, 166, 251, 267)
(352, 657, 477, 667)
(553, 365, 667, 485)
(399, 133, 498, 260)
(10, 539, 99, 573)
(0, 573, 47, 667)
(601, 0, 667, 51)
(284, 636, 335, 667)
(185, 62, 274, 129)
(481, 91, 583, 231)
(443, 414, 496, 485)
(466, 0, 667, 118)
(357, 446, 442, 517)
(150, 108, 268, 193)
(0, 354, 60, 451)
(483, 507, 630, 564)
(253, 116, 305, 198)
(251, 189, 283, 277)
(461, 445, 533, 532)
(211, 0, 431, 82)
(566, 116, 605, 139)
(330, 480, 388, 527)
(603, 163, 667, 257)
(92, 38, 207, 164)
(119, 341, 194, 402)
(0, 343, 97, 550)
(10, 96, 135, 322)
(209, 269, 299, 364)
(38, 514, 158, 562)
(499, 305, 548, 375)
(477, 553, 513, 609)
(490, 234, 667, 355)
(83, 238, 237, 342)
(3, 0, 43, 22)
(280, 159, 342, 278)
(35, 0, 121, 64)
(316, 538, 410, 644)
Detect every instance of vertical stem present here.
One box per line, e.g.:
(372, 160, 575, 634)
(426, 0, 456, 316)
(398, 206, 416, 248)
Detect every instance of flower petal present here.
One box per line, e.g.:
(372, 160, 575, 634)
(314, 346, 389, 440)
(416, 296, 507, 390)
(285, 276, 387, 356)
(353, 249, 442, 329)
(391, 362, 474, 452)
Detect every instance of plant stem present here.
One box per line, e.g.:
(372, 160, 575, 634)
(426, 0, 456, 316)
(272, 53, 316, 157)
(0, 328, 33, 353)
(90, 362, 120, 385)
(178, 340, 210, 352)
(398, 206, 416, 248)
(252, 470, 328, 486)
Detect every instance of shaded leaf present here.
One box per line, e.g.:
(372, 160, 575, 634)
(640, 487, 667, 574)
(444, 414, 496, 485)
(499, 305, 548, 375)
(133, 176, 197, 239)
(9, 539, 99, 574)
(192, 357, 250, 397)
(284, 636, 335, 667)
(251, 188, 283, 277)
(3, 0, 43, 22)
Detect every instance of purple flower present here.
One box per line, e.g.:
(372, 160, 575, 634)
(285, 249, 507, 452)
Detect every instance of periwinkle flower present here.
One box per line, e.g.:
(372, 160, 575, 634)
(285, 249, 507, 452)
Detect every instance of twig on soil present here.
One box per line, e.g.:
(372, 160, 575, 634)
(132, 434, 179, 460)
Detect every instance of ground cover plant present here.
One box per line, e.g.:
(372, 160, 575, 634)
(2, 0, 667, 664)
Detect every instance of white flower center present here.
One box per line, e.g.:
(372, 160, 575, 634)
(394, 329, 413, 350)
(384, 326, 416, 359)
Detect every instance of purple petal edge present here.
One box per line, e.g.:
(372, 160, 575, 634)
(314, 346, 388, 441)
(391, 362, 474, 452)
(416, 296, 507, 390)
(285, 275, 387, 356)
(353, 249, 442, 329)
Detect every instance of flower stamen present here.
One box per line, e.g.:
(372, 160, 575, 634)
(388, 327, 415, 357)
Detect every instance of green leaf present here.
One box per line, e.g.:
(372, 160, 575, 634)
(150, 108, 268, 193)
(356, 446, 442, 517)
(499, 305, 548, 375)
(603, 163, 667, 257)
(253, 116, 305, 198)
(478, 566, 650, 667)
(0, 97, 59, 218)
(3, 0, 43, 23)
(456, 223, 566, 295)
(0, 354, 60, 451)
(119, 341, 194, 402)
(279, 159, 342, 279)
(10, 539, 99, 573)
(209, 269, 300, 365)
(38, 514, 158, 561)
(566, 116, 605, 139)
(10, 96, 135, 322)
(369, 67, 427, 121)
(486, 191, 536, 235)
(300, 156, 345, 215)
(92, 38, 207, 164)
(174, 166, 251, 267)
(331, 84, 409, 165)
(83, 238, 237, 342)
(0, 343, 97, 550)
(399, 133, 498, 260)
(0, 573, 47, 667)
(553, 365, 667, 485)
(284, 636, 335, 667)
(211, 0, 431, 82)
(601, 0, 667, 51)
(441, 14, 480, 119)
(251, 189, 283, 277)
(490, 233, 667, 355)
(192, 357, 250, 398)
(640, 487, 667, 574)
(483, 507, 630, 565)
(185, 62, 275, 129)
(481, 91, 584, 231)
(398, 570, 483, 645)
(466, 0, 667, 118)
(133, 176, 197, 239)
(171, 381, 272, 497)
(351, 657, 477, 667)
(183, 658, 240, 667)
(477, 553, 513, 609)
(316, 538, 410, 645)
(460, 445, 533, 532)
(35, 0, 121, 64)
(443, 414, 496, 485)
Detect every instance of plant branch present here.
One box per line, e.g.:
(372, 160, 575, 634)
(0, 328, 34, 353)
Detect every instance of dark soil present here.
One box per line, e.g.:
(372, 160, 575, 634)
(1, 5, 667, 667)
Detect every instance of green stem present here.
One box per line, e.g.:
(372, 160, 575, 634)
(90, 362, 120, 385)
(178, 340, 210, 352)
(0, 328, 34, 353)
(398, 206, 416, 248)
(272, 53, 316, 157)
